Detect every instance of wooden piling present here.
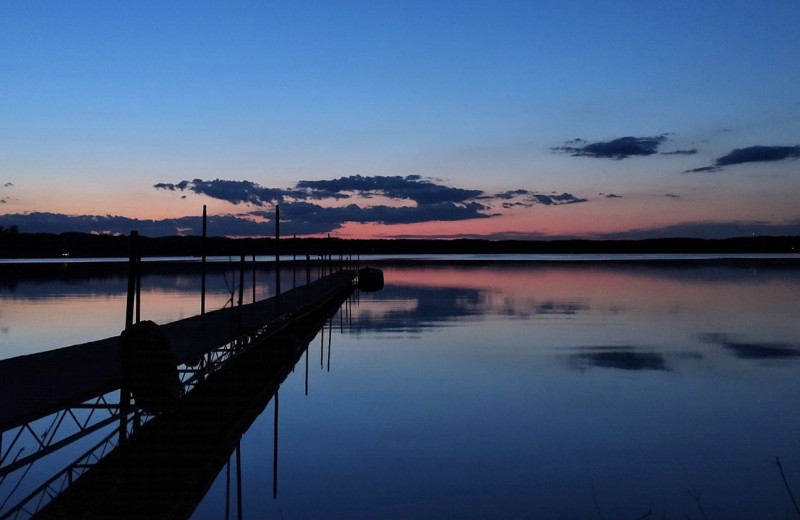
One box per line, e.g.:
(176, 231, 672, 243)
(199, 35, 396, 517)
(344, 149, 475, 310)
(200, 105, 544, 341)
(125, 231, 139, 330)
(201, 205, 207, 315)
(275, 204, 281, 297)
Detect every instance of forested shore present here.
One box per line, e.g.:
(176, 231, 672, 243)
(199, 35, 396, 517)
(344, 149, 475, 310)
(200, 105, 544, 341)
(1, 229, 798, 259)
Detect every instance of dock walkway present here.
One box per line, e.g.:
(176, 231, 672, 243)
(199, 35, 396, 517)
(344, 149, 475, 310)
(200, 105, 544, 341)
(0, 270, 357, 431)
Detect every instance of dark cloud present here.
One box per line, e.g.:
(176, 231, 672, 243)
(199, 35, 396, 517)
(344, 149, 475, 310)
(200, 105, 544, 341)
(253, 200, 491, 236)
(3, 182, 13, 188)
(155, 175, 483, 206)
(684, 144, 800, 173)
(552, 135, 668, 159)
(661, 149, 697, 156)
(0, 194, 493, 237)
(153, 180, 190, 191)
(683, 166, 721, 174)
(494, 189, 529, 200)
(188, 179, 302, 205)
(700, 333, 800, 360)
(296, 175, 483, 205)
(147, 176, 589, 235)
(602, 193, 623, 198)
(493, 190, 587, 208)
(664, 193, 680, 199)
(154, 179, 312, 205)
(715, 145, 800, 167)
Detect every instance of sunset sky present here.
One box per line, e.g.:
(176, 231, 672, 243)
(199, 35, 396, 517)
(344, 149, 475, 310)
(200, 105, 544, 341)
(2, 1, 799, 239)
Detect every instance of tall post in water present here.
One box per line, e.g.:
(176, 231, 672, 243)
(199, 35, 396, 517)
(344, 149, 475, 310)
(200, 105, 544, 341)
(121, 230, 139, 444)
(327, 233, 331, 276)
(134, 242, 141, 324)
(125, 230, 139, 330)
(275, 204, 281, 297)
(201, 205, 207, 315)
(238, 254, 245, 308)
(292, 233, 297, 289)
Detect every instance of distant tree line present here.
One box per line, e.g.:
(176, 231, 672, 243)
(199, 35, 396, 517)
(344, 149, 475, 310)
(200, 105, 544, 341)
(0, 225, 19, 235)
(0, 231, 799, 259)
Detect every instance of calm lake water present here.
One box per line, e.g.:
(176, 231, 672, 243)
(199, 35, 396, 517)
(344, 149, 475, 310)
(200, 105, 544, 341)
(2, 257, 800, 519)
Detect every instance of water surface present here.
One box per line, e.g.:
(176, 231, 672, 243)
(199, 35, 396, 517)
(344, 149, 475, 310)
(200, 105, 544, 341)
(2, 258, 799, 519)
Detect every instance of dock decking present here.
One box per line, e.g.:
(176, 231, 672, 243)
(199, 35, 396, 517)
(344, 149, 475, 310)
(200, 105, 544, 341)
(0, 270, 357, 432)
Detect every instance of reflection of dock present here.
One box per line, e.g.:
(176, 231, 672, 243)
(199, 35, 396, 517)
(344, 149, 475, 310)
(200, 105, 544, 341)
(35, 278, 353, 519)
(0, 269, 358, 519)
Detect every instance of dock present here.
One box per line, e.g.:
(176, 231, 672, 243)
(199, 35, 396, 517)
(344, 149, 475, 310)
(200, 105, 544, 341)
(0, 270, 356, 432)
(33, 277, 353, 519)
(0, 268, 360, 519)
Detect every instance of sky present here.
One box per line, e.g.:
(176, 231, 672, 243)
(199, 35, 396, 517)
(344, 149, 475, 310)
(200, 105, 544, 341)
(2, 1, 800, 239)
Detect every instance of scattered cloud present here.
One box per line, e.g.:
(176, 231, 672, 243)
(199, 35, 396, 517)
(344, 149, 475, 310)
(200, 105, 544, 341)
(552, 135, 668, 159)
(683, 166, 721, 174)
(154, 175, 485, 206)
(664, 193, 680, 199)
(251, 200, 491, 235)
(684, 144, 800, 173)
(3, 182, 13, 188)
(154, 179, 312, 205)
(153, 180, 190, 191)
(661, 149, 697, 156)
(1, 180, 496, 236)
(147, 176, 589, 235)
(493, 190, 587, 208)
(601, 193, 623, 199)
(297, 175, 482, 205)
(715, 145, 800, 166)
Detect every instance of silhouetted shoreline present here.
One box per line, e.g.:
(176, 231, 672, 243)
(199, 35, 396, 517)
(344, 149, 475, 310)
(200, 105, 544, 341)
(1, 231, 798, 260)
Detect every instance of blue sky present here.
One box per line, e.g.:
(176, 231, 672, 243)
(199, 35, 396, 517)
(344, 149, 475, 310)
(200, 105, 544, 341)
(2, 1, 799, 238)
